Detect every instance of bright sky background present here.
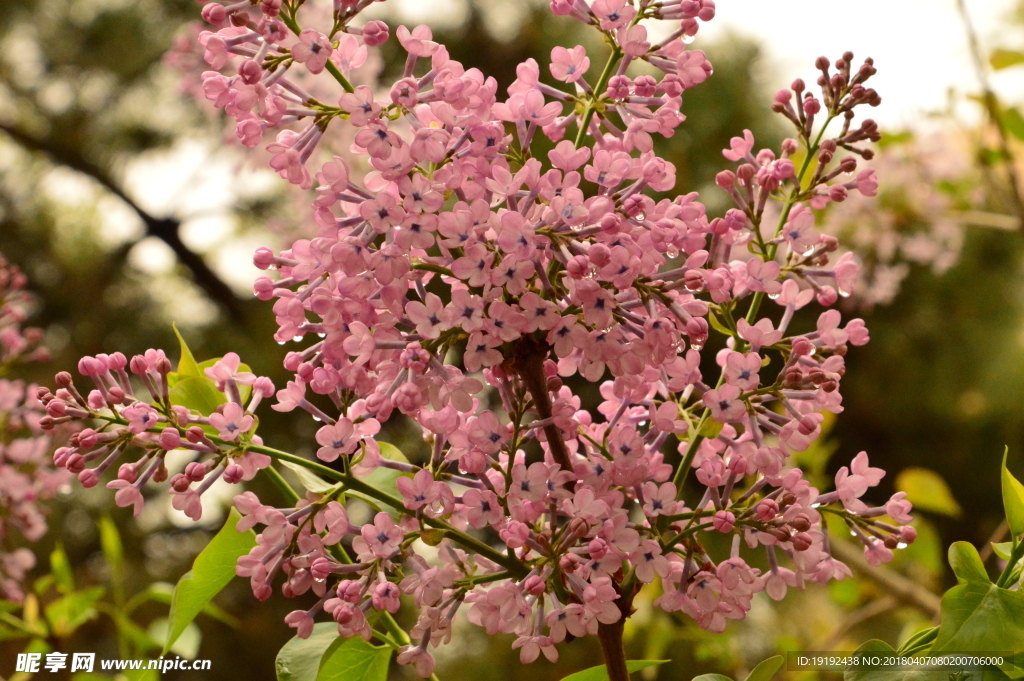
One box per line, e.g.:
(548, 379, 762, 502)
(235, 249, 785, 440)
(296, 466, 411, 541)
(112, 0, 1024, 305)
(699, 0, 1024, 129)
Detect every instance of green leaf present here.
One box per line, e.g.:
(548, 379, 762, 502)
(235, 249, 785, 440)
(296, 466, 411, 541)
(44, 586, 105, 637)
(992, 49, 1024, 70)
(897, 626, 938, 654)
(843, 640, 948, 681)
(281, 460, 339, 494)
(993, 542, 1015, 560)
(708, 309, 733, 337)
(1004, 109, 1024, 143)
(170, 323, 203, 382)
(163, 508, 256, 655)
(49, 545, 75, 594)
(148, 618, 200, 659)
(745, 656, 784, 681)
(1002, 447, 1024, 536)
(562, 660, 669, 681)
(697, 418, 724, 440)
(947, 541, 991, 584)
(930, 542, 1024, 657)
(169, 376, 226, 418)
(377, 441, 409, 464)
(895, 467, 962, 517)
(277, 622, 338, 681)
(316, 635, 391, 681)
(99, 516, 124, 604)
(127, 583, 240, 628)
(878, 131, 914, 149)
(198, 357, 252, 403)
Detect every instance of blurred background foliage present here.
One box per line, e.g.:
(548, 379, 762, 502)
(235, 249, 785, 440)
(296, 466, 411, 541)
(1, 0, 1023, 679)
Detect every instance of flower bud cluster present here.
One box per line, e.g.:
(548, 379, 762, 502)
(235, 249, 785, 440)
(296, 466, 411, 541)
(42, 351, 274, 520)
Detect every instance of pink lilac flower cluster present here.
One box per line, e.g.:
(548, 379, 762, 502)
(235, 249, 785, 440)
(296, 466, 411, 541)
(0, 254, 70, 602)
(38, 351, 275, 520)
(819, 127, 975, 309)
(44, 0, 916, 676)
(0, 254, 48, 367)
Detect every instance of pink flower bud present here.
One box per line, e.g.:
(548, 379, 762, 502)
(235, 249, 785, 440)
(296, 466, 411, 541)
(712, 510, 735, 533)
(361, 20, 389, 46)
(223, 464, 244, 484)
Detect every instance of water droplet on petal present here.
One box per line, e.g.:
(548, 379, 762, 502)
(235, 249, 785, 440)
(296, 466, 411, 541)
(682, 34, 696, 45)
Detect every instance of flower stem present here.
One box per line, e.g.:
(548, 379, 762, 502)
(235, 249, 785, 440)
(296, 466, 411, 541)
(574, 46, 623, 148)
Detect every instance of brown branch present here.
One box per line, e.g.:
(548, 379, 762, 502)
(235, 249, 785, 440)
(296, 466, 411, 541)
(0, 122, 244, 320)
(596, 583, 636, 681)
(512, 334, 573, 472)
(957, 0, 1024, 232)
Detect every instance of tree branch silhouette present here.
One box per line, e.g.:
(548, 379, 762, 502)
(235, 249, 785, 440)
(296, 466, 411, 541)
(0, 122, 244, 321)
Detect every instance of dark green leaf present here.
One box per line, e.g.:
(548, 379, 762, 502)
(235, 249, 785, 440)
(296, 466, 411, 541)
(843, 640, 948, 681)
(930, 543, 1024, 657)
(163, 508, 256, 654)
(277, 623, 339, 681)
(316, 635, 391, 681)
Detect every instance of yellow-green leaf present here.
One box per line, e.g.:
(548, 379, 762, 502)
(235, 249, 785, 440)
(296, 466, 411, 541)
(1002, 447, 1024, 536)
(163, 508, 256, 655)
(895, 467, 962, 518)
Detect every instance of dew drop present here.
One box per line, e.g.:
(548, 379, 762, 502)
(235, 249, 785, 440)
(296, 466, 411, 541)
(767, 292, 780, 300)
(682, 34, 696, 45)
(635, 213, 646, 221)
(897, 542, 908, 549)
(318, 333, 327, 338)
(838, 288, 852, 298)
(801, 246, 816, 257)
(293, 335, 304, 342)
(277, 341, 286, 345)
(810, 502, 821, 508)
